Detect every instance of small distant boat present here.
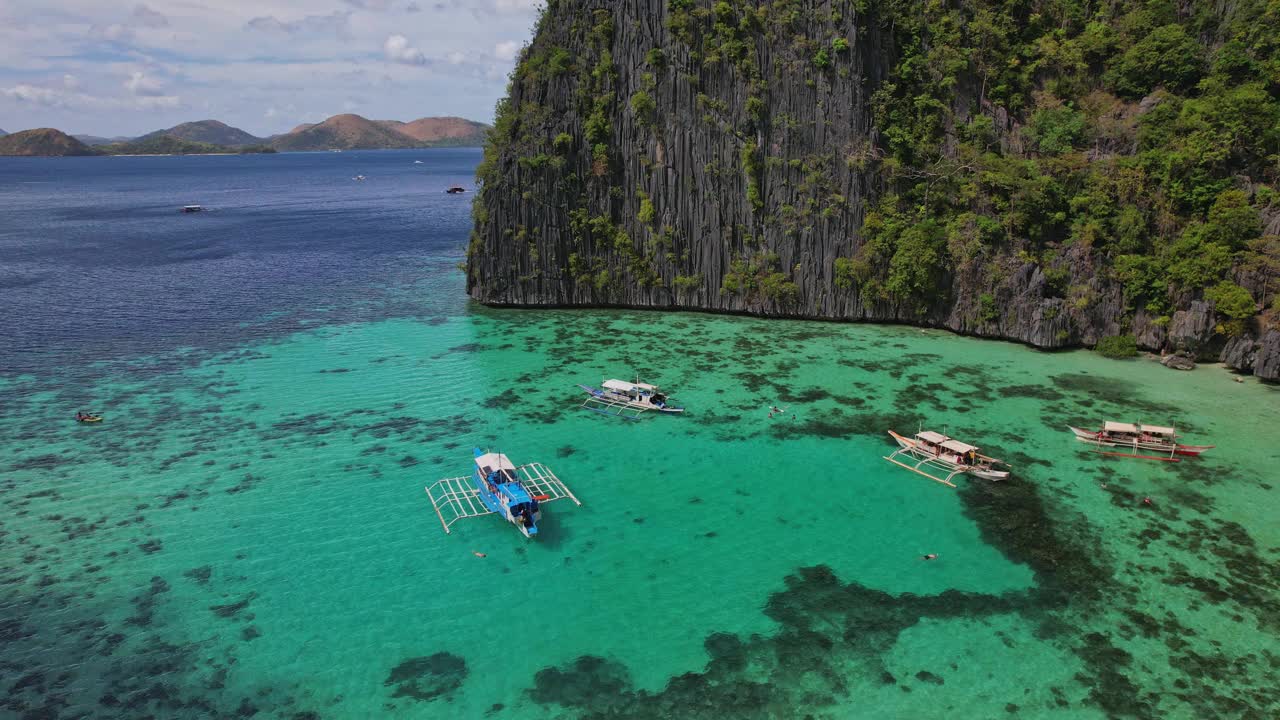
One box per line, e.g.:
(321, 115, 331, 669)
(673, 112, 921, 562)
(885, 430, 1009, 487)
(445, 186, 467, 194)
(1068, 422, 1213, 461)
(75, 412, 103, 424)
(413, 160, 424, 165)
(578, 379, 684, 419)
(180, 205, 204, 213)
(424, 449, 581, 536)
(352, 175, 367, 181)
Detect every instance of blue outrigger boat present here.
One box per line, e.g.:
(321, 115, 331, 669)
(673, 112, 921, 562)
(424, 449, 581, 536)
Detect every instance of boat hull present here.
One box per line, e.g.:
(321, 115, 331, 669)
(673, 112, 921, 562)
(886, 430, 1009, 481)
(1067, 426, 1212, 457)
(578, 384, 684, 413)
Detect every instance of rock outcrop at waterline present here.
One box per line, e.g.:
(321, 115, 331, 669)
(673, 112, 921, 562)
(467, 0, 1280, 380)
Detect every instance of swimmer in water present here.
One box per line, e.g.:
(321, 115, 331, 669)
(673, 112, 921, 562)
(473, 551, 486, 558)
(922, 553, 938, 561)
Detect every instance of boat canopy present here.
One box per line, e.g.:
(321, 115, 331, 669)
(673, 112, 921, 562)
(1141, 424, 1176, 436)
(475, 452, 517, 476)
(1104, 421, 1139, 434)
(941, 439, 979, 454)
(603, 379, 656, 392)
(913, 431, 978, 454)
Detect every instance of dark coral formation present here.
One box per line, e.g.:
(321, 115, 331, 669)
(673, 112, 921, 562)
(384, 653, 468, 703)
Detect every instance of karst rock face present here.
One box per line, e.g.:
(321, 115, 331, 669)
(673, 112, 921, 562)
(467, 0, 1280, 379)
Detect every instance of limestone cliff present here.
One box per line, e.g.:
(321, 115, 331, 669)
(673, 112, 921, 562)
(467, 0, 1280, 379)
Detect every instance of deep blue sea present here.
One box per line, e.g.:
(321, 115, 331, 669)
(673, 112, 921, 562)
(0, 149, 478, 375)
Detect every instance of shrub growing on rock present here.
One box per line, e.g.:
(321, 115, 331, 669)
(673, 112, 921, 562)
(1096, 335, 1138, 358)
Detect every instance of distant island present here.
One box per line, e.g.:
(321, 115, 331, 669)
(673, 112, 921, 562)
(0, 129, 99, 157)
(0, 115, 492, 156)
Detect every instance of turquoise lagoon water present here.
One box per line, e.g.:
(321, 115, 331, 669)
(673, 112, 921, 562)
(1, 153, 1278, 719)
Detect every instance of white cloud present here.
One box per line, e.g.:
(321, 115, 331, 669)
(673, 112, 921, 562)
(384, 34, 426, 65)
(2, 84, 64, 106)
(493, 40, 519, 61)
(435, 0, 544, 14)
(245, 11, 351, 36)
(125, 71, 165, 97)
(90, 23, 134, 43)
(136, 94, 182, 109)
(495, 0, 542, 10)
(0, 0, 545, 135)
(1, 80, 180, 113)
(131, 4, 169, 29)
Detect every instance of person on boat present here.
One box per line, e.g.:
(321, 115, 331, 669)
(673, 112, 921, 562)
(76, 411, 84, 421)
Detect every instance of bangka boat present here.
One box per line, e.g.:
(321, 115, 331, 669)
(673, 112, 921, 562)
(424, 449, 581, 536)
(445, 186, 467, 194)
(180, 205, 204, 213)
(1068, 422, 1213, 461)
(75, 412, 103, 424)
(884, 430, 1010, 487)
(578, 379, 684, 419)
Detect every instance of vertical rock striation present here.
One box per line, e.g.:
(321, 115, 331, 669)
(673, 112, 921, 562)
(468, 0, 1280, 379)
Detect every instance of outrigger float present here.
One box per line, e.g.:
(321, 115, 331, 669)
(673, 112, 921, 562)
(424, 449, 581, 536)
(578, 379, 684, 419)
(1068, 422, 1213, 462)
(884, 430, 1010, 488)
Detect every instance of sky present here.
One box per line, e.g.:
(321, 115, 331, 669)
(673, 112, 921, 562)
(0, 1, 544, 137)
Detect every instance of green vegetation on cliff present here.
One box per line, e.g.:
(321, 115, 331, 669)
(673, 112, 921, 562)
(469, 0, 1280, 376)
(859, 0, 1279, 325)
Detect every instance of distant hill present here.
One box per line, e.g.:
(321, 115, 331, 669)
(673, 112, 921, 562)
(271, 114, 423, 151)
(74, 134, 135, 146)
(398, 116, 489, 146)
(139, 120, 263, 147)
(0, 128, 96, 156)
(2, 114, 491, 156)
(0, 129, 7, 138)
(271, 114, 491, 151)
(100, 134, 276, 156)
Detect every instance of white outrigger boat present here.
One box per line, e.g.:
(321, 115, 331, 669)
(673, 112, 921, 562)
(424, 449, 581, 536)
(578, 379, 684, 419)
(885, 430, 1010, 488)
(1068, 422, 1213, 462)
